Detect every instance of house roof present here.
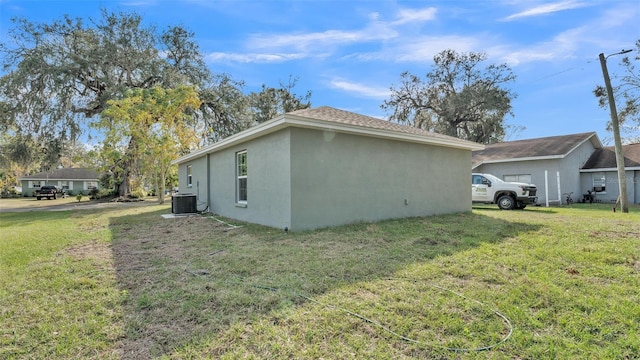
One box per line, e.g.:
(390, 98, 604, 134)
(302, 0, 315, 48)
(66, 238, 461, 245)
(173, 106, 484, 165)
(472, 132, 602, 169)
(581, 143, 640, 171)
(19, 168, 100, 181)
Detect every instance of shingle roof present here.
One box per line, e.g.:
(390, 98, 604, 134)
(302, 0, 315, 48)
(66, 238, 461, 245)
(173, 106, 484, 165)
(582, 143, 640, 169)
(472, 132, 601, 168)
(20, 168, 100, 180)
(287, 106, 458, 141)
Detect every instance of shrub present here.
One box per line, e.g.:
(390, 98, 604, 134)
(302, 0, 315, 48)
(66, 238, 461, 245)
(92, 189, 115, 200)
(89, 187, 100, 199)
(76, 194, 82, 202)
(130, 188, 147, 199)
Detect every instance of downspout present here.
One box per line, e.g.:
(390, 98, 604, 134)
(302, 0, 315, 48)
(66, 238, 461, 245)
(207, 153, 211, 212)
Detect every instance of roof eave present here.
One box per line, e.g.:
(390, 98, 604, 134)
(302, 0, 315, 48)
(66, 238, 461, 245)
(173, 114, 484, 165)
(283, 114, 485, 151)
(580, 166, 640, 172)
(172, 115, 288, 165)
(475, 154, 565, 165)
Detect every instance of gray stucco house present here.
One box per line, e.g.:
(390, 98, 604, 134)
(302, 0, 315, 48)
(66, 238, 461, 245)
(472, 132, 640, 205)
(580, 143, 640, 204)
(19, 168, 100, 197)
(173, 106, 484, 230)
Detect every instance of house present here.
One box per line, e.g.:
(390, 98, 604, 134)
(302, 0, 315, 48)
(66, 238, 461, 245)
(472, 132, 601, 204)
(172, 106, 484, 231)
(19, 168, 101, 197)
(472, 132, 640, 205)
(580, 143, 640, 204)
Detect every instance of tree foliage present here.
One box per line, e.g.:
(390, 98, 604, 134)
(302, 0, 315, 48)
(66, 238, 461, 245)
(382, 50, 517, 144)
(0, 10, 211, 166)
(249, 76, 312, 124)
(0, 10, 313, 192)
(97, 86, 201, 201)
(594, 40, 640, 143)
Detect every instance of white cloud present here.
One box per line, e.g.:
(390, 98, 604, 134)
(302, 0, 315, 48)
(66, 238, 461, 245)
(205, 52, 309, 63)
(248, 25, 397, 52)
(392, 7, 437, 25)
(503, 1, 589, 21)
(329, 79, 390, 99)
(499, 1, 637, 66)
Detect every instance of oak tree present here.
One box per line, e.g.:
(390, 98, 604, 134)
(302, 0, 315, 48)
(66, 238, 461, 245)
(382, 50, 517, 144)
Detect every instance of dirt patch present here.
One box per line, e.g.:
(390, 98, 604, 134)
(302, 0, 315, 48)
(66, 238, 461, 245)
(66, 241, 114, 264)
(110, 215, 235, 358)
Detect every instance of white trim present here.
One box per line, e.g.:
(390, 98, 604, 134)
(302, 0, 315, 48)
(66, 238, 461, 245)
(173, 114, 484, 165)
(83, 181, 98, 191)
(580, 167, 640, 173)
(186, 165, 193, 187)
(236, 150, 248, 204)
(473, 155, 565, 169)
(472, 133, 602, 169)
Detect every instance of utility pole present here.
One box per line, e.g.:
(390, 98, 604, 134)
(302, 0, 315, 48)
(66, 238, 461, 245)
(599, 49, 631, 213)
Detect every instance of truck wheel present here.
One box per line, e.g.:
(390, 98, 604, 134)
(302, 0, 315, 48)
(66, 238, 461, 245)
(497, 195, 515, 210)
(37, 196, 41, 200)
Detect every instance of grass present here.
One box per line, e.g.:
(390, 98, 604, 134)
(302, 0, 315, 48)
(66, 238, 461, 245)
(1, 201, 639, 359)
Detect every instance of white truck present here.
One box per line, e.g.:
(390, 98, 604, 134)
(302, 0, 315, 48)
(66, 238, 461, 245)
(472, 173, 538, 210)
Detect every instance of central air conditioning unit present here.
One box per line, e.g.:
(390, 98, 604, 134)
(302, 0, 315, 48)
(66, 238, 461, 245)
(172, 193, 197, 214)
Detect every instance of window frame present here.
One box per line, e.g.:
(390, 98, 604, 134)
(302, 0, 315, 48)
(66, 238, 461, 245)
(236, 150, 247, 204)
(84, 181, 98, 190)
(503, 174, 532, 184)
(187, 165, 193, 188)
(592, 172, 606, 193)
(58, 180, 73, 190)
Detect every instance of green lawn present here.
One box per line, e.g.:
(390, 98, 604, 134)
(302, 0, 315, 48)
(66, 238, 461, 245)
(1, 203, 639, 359)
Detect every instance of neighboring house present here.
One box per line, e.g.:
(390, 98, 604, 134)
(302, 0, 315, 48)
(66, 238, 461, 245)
(472, 132, 640, 205)
(19, 168, 101, 197)
(173, 106, 484, 231)
(580, 143, 640, 204)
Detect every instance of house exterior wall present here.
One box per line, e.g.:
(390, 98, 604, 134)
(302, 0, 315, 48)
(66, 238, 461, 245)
(178, 127, 473, 231)
(635, 171, 640, 204)
(288, 128, 471, 230)
(580, 170, 638, 204)
(474, 140, 597, 204)
(178, 155, 209, 202)
(178, 129, 292, 228)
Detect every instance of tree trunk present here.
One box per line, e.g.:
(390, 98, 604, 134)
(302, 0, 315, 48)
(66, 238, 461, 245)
(158, 173, 165, 205)
(119, 169, 130, 197)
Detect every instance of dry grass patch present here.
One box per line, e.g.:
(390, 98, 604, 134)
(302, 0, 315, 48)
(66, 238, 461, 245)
(2, 203, 639, 359)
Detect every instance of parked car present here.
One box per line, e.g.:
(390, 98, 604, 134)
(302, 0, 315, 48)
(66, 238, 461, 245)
(472, 173, 538, 210)
(35, 185, 64, 200)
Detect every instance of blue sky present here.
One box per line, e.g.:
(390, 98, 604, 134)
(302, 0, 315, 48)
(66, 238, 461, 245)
(1, 0, 638, 145)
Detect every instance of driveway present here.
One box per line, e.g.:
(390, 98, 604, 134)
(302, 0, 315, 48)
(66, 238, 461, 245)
(0, 197, 163, 213)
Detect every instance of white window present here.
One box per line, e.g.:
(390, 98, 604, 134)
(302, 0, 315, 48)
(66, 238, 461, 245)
(29, 181, 42, 188)
(84, 181, 98, 190)
(504, 174, 532, 183)
(58, 181, 73, 190)
(592, 172, 606, 193)
(236, 151, 247, 204)
(187, 165, 193, 187)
